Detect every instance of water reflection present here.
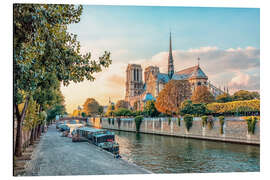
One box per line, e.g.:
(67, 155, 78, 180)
(114, 131, 260, 173)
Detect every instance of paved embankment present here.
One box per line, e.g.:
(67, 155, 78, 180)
(24, 124, 150, 176)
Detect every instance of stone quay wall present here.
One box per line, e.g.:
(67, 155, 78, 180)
(90, 117, 260, 145)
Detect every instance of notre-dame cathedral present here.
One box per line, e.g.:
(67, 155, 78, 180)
(125, 33, 225, 110)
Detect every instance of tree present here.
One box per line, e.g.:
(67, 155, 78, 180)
(216, 93, 232, 103)
(143, 100, 159, 117)
(133, 101, 139, 111)
(191, 86, 215, 104)
(46, 104, 66, 124)
(98, 106, 104, 115)
(83, 98, 100, 116)
(114, 108, 133, 117)
(115, 100, 129, 110)
(81, 112, 86, 117)
(106, 103, 115, 117)
(155, 80, 192, 115)
(250, 91, 260, 99)
(233, 90, 253, 101)
(180, 100, 194, 115)
(72, 109, 80, 117)
(14, 4, 112, 156)
(180, 100, 210, 116)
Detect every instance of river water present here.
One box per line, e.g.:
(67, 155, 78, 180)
(113, 130, 260, 173)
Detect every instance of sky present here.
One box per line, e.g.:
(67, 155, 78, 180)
(60, 5, 260, 113)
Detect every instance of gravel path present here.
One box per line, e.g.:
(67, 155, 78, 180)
(24, 124, 150, 176)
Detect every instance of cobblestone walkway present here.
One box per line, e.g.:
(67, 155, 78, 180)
(24, 124, 150, 176)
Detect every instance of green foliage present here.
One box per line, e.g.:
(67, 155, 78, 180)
(81, 112, 86, 117)
(233, 90, 260, 101)
(219, 116, 225, 134)
(216, 93, 233, 103)
(207, 116, 214, 130)
(108, 118, 111, 125)
(168, 117, 171, 125)
(46, 104, 65, 123)
(83, 98, 100, 116)
(134, 110, 143, 116)
(105, 103, 115, 117)
(114, 108, 135, 117)
(98, 106, 104, 115)
(23, 97, 39, 130)
(177, 117, 181, 126)
(144, 100, 160, 117)
(183, 114, 193, 132)
(245, 116, 258, 134)
(117, 118, 121, 128)
(14, 4, 112, 106)
(207, 99, 260, 116)
(201, 115, 208, 128)
(180, 100, 211, 116)
(134, 115, 143, 132)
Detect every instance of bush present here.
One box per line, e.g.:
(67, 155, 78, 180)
(180, 100, 211, 116)
(219, 116, 225, 134)
(183, 114, 193, 132)
(168, 117, 171, 125)
(201, 115, 208, 128)
(207, 99, 260, 116)
(134, 115, 144, 132)
(245, 116, 258, 134)
(114, 108, 133, 117)
(207, 116, 214, 130)
(117, 117, 121, 128)
(177, 117, 181, 126)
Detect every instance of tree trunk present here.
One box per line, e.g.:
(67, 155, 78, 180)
(14, 96, 30, 157)
(34, 126, 38, 140)
(41, 124, 45, 133)
(37, 124, 41, 137)
(30, 128, 34, 145)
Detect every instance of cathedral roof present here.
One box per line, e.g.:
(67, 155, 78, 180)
(173, 65, 208, 80)
(190, 66, 208, 79)
(142, 93, 156, 102)
(157, 73, 170, 83)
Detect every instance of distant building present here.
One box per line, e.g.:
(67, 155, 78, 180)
(125, 33, 225, 110)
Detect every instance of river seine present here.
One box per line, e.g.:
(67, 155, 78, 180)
(113, 130, 260, 173)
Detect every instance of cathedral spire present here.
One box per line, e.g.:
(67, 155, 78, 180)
(168, 32, 174, 79)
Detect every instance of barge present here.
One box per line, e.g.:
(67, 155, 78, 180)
(71, 127, 119, 154)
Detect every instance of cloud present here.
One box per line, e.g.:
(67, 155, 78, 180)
(229, 72, 250, 86)
(106, 74, 125, 86)
(128, 46, 260, 89)
(228, 72, 260, 92)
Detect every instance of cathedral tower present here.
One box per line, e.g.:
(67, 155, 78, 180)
(168, 32, 174, 79)
(125, 64, 143, 102)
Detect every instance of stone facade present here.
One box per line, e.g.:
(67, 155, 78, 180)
(95, 117, 260, 145)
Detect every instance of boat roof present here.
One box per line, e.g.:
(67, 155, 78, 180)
(93, 132, 115, 138)
(78, 127, 107, 133)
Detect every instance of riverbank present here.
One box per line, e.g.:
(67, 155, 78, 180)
(96, 117, 260, 145)
(23, 124, 150, 176)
